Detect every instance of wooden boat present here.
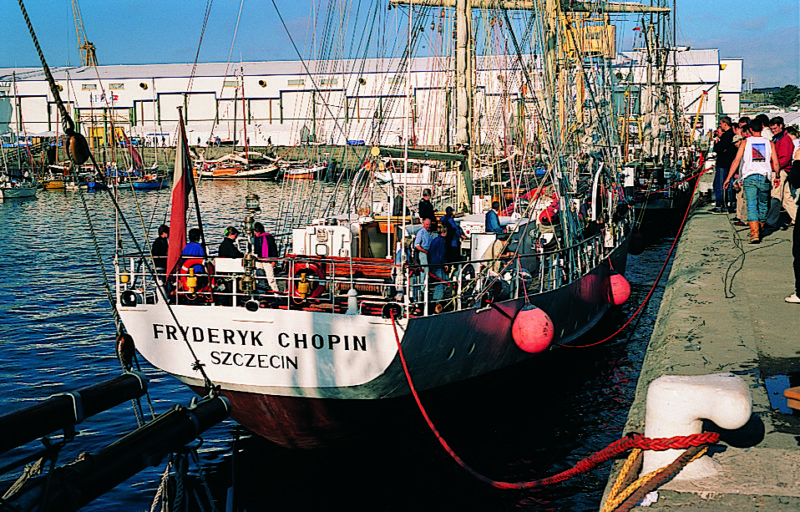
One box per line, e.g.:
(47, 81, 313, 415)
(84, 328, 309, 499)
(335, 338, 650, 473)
(282, 164, 325, 181)
(195, 164, 279, 181)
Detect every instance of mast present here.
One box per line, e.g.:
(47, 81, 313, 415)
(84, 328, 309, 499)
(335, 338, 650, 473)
(241, 66, 248, 167)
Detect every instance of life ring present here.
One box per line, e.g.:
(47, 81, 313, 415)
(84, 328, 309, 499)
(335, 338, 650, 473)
(179, 258, 214, 294)
(292, 262, 325, 300)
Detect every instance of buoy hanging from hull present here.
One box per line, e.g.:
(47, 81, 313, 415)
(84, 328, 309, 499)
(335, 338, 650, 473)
(606, 272, 631, 306)
(511, 304, 554, 353)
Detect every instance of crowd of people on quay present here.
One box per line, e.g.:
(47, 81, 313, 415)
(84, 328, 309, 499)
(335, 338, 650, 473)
(712, 114, 800, 303)
(713, 115, 798, 239)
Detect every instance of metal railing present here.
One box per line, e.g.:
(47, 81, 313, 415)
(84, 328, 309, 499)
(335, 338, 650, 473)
(115, 232, 614, 320)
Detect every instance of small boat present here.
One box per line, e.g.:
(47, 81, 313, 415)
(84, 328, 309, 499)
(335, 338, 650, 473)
(1, 179, 38, 199)
(130, 174, 170, 190)
(282, 164, 325, 180)
(195, 164, 279, 181)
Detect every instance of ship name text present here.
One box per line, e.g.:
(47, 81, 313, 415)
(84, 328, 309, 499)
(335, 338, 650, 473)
(151, 324, 368, 352)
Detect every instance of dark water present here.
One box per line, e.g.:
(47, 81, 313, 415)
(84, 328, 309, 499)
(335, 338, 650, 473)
(0, 186, 673, 511)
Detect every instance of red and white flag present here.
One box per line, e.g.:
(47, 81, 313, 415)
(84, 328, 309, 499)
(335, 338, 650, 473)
(166, 112, 194, 275)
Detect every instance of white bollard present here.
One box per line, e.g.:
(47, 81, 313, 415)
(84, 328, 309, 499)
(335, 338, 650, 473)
(641, 373, 751, 480)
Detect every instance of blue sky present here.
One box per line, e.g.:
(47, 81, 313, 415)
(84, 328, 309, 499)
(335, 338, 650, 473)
(1, 1, 798, 88)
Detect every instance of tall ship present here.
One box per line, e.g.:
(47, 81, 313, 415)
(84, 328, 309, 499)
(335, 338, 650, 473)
(76, 0, 660, 447)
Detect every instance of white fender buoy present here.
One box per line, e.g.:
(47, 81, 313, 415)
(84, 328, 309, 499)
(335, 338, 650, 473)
(606, 272, 631, 306)
(641, 373, 751, 480)
(511, 304, 554, 353)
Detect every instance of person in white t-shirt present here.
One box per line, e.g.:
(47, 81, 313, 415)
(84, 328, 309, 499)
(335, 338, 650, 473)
(724, 118, 779, 243)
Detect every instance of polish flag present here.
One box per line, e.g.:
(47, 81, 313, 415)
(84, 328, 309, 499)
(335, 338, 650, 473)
(166, 112, 194, 275)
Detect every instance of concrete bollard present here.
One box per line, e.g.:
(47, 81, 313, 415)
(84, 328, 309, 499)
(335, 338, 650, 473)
(641, 373, 751, 480)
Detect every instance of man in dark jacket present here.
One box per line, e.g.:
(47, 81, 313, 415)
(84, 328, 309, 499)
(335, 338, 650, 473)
(218, 226, 244, 258)
(418, 188, 435, 225)
(712, 116, 737, 213)
(151, 224, 169, 277)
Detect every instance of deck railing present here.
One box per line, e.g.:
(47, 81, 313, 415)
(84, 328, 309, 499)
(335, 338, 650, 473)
(115, 233, 611, 320)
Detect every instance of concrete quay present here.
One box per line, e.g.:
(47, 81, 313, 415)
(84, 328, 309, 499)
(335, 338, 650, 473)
(603, 188, 800, 509)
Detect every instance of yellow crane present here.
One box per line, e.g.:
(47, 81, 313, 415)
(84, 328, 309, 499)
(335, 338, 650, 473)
(71, 0, 98, 66)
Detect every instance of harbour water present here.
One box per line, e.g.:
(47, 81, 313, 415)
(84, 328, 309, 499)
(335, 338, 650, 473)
(0, 184, 674, 511)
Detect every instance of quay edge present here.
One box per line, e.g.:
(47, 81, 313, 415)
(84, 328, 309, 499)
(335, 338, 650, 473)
(602, 175, 800, 509)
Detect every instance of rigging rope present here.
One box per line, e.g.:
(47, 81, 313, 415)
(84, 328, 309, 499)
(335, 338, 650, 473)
(560, 163, 707, 349)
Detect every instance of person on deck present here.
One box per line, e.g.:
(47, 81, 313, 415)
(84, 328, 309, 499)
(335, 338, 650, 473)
(182, 228, 206, 257)
(392, 186, 410, 217)
(724, 119, 780, 244)
(414, 218, 435, 266)
(254, 222, 279, 292)
(440, 206, 466, 262)
(428, 224, 449, 302)
(764, 116, 796, 230)
(418, 188, 435, 225)
(151, 224, 169, 277)
(485, 201, 505, 235)
(218, 226, 244, 258)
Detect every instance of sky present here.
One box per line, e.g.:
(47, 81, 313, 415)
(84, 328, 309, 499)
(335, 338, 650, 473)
(0, 0, 798, 88)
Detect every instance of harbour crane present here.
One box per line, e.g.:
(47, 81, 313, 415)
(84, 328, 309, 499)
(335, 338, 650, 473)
(71, 0, 98, 66)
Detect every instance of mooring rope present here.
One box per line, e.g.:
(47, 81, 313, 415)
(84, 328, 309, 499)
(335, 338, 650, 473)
(388, 311, 718, 490)
(559, 164, 708, 349)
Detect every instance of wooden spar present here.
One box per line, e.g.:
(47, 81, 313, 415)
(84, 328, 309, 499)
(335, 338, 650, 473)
(2, 396, 230, 512)
(389, 0, 670, 13)
(0, 372, 149, 455)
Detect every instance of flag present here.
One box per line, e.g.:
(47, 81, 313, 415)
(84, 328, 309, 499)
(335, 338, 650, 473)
(166, 112, 194, 275)
(121, 129, 144, 169)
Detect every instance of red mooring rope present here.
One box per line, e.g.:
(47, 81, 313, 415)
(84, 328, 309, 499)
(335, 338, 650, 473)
(388, 311, 719, 490)
(559, 165, 709, 349)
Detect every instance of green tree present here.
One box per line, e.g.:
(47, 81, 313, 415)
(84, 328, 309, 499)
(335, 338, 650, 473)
(772, 85, 800, 108)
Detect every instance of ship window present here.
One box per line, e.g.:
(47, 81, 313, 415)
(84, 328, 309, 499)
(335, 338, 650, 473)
(82, 83, 97, 90)
(288, 79, 305, 86)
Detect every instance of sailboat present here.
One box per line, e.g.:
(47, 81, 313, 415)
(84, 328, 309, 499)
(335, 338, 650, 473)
(108, 0, 661, 448)
(196, 69, 280, 181)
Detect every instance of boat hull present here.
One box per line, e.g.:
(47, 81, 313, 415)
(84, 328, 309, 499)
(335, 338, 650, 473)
(120, 241, 628, 447)
(1, 185, 37, 199)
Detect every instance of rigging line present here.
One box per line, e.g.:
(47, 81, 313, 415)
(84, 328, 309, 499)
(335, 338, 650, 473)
(89, 151, 217, 392)
(269, 0, 361, 166)
(77, 188, 122, 334)
(187, 0, 215, 96)
(206, 0, 242, 139)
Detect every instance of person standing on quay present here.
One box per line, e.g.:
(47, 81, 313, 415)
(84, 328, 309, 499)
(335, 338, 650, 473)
(724, 119, 780, 244)
(711, 116, 737, 213)
(764, 116, 796, 230)
(785, 143, 800, 303)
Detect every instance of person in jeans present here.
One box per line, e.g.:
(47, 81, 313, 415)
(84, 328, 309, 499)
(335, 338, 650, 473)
(724, 119, 780, 243)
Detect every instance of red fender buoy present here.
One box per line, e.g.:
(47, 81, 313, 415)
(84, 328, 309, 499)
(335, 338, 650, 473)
(606, 272, 631, 305)
(511, 304, 554, 353)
